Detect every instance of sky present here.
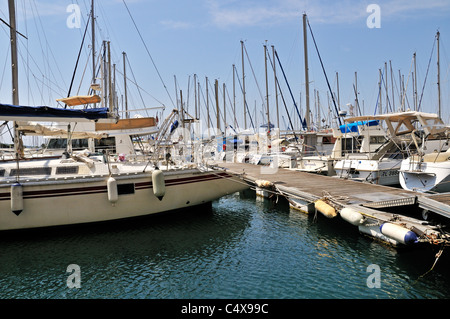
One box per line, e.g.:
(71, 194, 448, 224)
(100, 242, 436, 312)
(1, 0, 450, 135)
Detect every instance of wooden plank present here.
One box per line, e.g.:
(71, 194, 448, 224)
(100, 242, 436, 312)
(95, 117, 156, 131)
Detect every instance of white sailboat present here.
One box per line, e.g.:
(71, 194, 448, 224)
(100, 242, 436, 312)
(334, 111, 447, 186)
(295, 118, 387, 175)
(0, 0, 248, 232)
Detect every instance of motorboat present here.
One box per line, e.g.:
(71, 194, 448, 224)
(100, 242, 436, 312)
(334, 111, 448, 186)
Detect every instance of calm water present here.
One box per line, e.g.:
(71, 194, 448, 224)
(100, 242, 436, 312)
(0, 190, 449, 300)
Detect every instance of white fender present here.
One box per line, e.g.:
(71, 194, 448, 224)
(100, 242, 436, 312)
(340, 207, 365, 226)
(380, 223, 418, 245)
(107, 176, 118, 203)
(11, 182, 23, 215)
(152, 169, 166, 201)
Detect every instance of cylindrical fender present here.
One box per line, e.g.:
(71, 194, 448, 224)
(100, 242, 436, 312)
(11, 182, 23, 215)
(107, 176, 118, 203)
(152, 169, 166, 201)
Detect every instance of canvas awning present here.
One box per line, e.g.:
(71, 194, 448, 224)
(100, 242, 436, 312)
(56, 95, 101, 106)
(17, 122, 107, 139)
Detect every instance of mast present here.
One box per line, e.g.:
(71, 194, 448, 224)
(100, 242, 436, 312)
(223, 83, 226, 134)
(233, 65, 236, 128)
(122, 52, 128, 118)
(194, 74, 198, 120)
(241, 40, 247, 129)
(264, 44, 270, 152)
(215, 79, 220, 133)
(272, 45, 279, 130)
(303, 14, 310, 129)
(437, 31, 441, 118)
(107, 41, 113, 113)
(91, 0, 96, 108)
(8, 0, 21, 158)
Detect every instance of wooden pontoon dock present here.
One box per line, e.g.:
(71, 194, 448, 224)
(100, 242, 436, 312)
(216, 162, 450, 248)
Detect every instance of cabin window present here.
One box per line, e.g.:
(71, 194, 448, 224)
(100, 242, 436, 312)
(47, 138, 89, 150)
(369, 136, 387, 144)
(56, 166, 79, 175)
(10, 167, 52, 176)
(117, 183, 135, 195)
(95, 137, 116, 153)
(0, 169, 5, 177)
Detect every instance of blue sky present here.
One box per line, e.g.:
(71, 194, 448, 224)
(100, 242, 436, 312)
(1, 0, 450, 132)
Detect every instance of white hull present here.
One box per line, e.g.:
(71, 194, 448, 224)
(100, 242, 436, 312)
(399, 158, 450, 193)
(0, 162, 247, 231)
(334, 159, 401, 185)
(295, 156, 335, 175)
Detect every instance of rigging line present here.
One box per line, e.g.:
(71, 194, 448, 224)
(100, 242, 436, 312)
(0, 17, 27, 39)
(274, 50, 305, 130)
(66, 13, 91, 108)
(243, 43, 265, 105)
(268, 52, 299, 140)
(115, 68, 166, 106)
(125, 54, 148, 114)
(122, 0, 175, 108)
(30, 0, 67, 98)
(418, 36, 437, 112)
(233, 66, 255, 129)
(306, 17, 342, 126)
(224, 85, 240, 131)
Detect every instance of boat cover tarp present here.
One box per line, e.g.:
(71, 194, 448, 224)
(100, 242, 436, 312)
(339, 120, 379, 133)
(0, 103, 109, 120)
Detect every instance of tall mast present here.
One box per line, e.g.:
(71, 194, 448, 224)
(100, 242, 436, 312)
(8, 0, 21, 158)
(107, 41, 113, 113)
(303, 14, 310, 129)
(223, 83, 226, 133)
(8, 0, 18, 105)
(437, 31, 441, 118)
(272, 45, 280, 130)
(122, 52, 128, 118)
(215, 79, 220, 133)
(241, 40, 247, 129)
(233, 65, 236, 128)
(264, 44, 270, 130)
(91, 0, 96, 110)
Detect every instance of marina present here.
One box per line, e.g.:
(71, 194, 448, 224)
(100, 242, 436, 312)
(1, 0, 450, 304)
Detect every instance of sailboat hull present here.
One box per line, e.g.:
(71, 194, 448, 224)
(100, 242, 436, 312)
(0, 169, 248, 231)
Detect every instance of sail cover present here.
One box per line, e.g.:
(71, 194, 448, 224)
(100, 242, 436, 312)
(0, 103, 110, 122)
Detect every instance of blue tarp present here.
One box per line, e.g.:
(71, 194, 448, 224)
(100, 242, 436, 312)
(0, 103, 109, 120)
(339, 120, 379, 133)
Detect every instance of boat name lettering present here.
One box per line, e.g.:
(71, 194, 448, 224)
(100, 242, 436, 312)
(380, 170, 399, 177)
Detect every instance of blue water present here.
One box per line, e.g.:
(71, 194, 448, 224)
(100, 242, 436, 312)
(0, 190, 449, 300)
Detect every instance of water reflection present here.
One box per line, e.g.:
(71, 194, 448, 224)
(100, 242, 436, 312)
(0, 191, 449, 299)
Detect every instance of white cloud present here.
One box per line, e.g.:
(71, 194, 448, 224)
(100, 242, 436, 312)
(205, 0, 450, 28)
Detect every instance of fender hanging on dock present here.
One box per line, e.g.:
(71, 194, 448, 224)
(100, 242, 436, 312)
(380, 223, 418, 245)
(314, 199, 337, 218)
(340, 207, 365, 226)
(358, 225, 400, 246)
(152, 168, 166, 201)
